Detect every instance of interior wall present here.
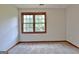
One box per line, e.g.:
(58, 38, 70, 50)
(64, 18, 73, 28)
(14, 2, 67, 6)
(0, 5, 18, 51)
(19, 8, 66, 41)
(66, 5, 79, 47)
(0, 4, 79, 51)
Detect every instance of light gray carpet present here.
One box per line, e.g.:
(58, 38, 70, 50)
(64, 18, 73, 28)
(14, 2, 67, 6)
(8, 42, 79, 54)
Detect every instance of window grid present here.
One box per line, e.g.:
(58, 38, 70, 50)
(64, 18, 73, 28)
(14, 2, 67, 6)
(21, 12, 46, 34)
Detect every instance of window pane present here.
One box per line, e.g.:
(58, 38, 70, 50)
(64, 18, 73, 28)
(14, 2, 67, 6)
(23, 24, 33, 32)
(23, 27, 33, 32)
(35, 15, 45, 23)
(23, 24, 33, 28)
(35, 24, 45, 32)
(23, 15, 33, 23)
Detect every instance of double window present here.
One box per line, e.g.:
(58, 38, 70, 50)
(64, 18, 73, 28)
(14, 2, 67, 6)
(21, 12, 46, 33)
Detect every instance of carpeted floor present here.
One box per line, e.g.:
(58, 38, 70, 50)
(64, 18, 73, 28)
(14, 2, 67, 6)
(8, 42, 79, 54)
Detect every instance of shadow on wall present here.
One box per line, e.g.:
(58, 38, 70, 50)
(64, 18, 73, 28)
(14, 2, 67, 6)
(0, 17, 18, 51)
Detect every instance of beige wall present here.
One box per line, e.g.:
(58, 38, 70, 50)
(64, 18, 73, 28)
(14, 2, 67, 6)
(19, 8, 66, 41)
(0, 5, 18, 51)
(66, 5, 79, 47)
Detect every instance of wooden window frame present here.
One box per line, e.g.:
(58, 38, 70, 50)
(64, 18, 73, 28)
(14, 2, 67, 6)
(21, 12, 47, 34)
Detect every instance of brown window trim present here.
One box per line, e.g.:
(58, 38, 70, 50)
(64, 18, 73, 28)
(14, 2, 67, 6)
(21, 12, 47, 34)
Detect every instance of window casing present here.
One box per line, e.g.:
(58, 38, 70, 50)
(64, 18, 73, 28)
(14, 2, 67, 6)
(21, 12, 46, 33)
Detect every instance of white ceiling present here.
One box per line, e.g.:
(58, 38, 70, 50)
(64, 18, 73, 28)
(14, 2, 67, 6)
(13, 4, 69, 8)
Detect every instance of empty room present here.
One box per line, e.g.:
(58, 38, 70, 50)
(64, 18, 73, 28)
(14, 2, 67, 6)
(0, 4, 79, 54)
